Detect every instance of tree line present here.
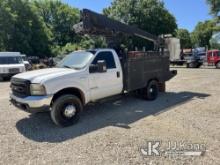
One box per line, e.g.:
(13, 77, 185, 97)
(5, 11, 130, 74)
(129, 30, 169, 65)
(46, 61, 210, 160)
(177, 0, 220, 49)
(0, 0, 105, 57)
(0, 0, 219, 57)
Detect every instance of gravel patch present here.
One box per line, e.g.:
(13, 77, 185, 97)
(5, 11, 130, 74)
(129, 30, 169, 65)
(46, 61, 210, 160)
(0, 68, 220, 165)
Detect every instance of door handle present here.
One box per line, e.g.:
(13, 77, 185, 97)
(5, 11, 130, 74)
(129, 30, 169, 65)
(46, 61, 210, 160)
(117, 71, 120, 78)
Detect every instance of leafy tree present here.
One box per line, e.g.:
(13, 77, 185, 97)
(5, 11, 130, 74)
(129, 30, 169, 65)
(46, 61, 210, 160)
(210, 32, 220, 49)
(176, 29, 192, 49)
(191, 20, 216, 48)
(0, 0, 51, 57)
(206, 1, 220, 49)
(50, 36, 107, 55)
(206, 0, 220, 17)
(32, 0, 80, 47)
(103, 0, 177, 49)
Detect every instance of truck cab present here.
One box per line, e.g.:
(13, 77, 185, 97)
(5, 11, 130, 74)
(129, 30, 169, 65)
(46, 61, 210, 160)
(184, 48, 206, 68)
(207, 50, 220, 69)
(10, 49, 124, 125)
(0, 52, 26, 80)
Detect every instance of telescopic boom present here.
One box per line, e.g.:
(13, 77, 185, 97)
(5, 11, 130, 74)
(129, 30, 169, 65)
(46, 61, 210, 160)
(73, 9, 164, 48)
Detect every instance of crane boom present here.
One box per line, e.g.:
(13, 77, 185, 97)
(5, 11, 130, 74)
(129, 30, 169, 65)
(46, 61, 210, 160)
(73, 9, 164, 48)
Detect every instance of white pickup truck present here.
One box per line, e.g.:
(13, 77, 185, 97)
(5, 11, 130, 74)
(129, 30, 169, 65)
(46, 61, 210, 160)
(10, 49, 176, 127)
(0, 52, 26, 80)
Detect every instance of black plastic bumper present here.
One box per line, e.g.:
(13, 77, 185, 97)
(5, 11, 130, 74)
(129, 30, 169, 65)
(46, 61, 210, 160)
(165, 70, 177, 81)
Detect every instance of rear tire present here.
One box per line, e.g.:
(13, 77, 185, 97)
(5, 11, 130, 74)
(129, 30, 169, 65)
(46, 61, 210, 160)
(216, 62, 220, 69)
(196, 64, 201, 68)
(188, 62, 195, 68)
(143, 80, 159, 100)
(51, 94, 83, 127)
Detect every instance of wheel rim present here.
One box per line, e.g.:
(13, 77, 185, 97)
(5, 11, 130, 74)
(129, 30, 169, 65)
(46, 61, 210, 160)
(149, 85, 157, 98)
(63, 104, 76, 118)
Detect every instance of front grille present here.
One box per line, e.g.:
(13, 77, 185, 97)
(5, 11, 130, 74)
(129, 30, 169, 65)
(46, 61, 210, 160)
(11, 78, 30, 98)
(9, 68, 20, 73)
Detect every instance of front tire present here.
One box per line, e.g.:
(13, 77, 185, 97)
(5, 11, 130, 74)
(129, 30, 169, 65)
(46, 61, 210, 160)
(143, 80, 159, 100)
(51, 95, 83, 127)
(216, 62, 220, 69)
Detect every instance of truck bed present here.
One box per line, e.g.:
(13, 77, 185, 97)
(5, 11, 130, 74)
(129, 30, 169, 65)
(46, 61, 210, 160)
(122, 51, 176, 92)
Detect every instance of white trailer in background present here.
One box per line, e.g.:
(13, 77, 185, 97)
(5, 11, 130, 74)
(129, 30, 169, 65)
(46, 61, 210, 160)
(165, 37, 183, 65)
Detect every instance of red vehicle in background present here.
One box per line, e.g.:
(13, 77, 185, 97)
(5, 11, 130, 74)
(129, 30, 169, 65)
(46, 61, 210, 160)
(207, 50, 220, 69)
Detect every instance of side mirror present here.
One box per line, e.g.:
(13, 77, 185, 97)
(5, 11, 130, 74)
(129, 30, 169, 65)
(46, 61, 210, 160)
(89, 64, 98, 73)
(97, 60, 107, 73)
(89, 60, 107, 73)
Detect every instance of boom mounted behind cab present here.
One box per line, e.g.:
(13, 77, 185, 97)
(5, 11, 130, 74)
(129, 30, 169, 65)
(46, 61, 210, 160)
(73, 9, 164, 49)
(73, 9, 176, 92)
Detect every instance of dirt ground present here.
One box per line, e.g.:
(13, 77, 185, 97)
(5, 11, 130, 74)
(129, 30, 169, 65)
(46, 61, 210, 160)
(0, 68, 219, 165)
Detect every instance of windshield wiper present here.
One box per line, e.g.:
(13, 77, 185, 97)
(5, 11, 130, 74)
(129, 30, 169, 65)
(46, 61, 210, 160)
(62, 65, 83, 70)
(63, 65, 72, 69)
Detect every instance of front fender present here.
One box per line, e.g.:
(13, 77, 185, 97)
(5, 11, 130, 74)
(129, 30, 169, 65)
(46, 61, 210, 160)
(44, 78, 90, 104)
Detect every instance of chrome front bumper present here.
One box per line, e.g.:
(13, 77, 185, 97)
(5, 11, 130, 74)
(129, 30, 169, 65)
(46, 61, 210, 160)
(10, 93, 53, 113)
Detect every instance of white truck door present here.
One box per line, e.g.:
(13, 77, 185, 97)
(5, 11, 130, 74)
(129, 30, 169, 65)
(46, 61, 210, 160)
(89, 51, 123, 101)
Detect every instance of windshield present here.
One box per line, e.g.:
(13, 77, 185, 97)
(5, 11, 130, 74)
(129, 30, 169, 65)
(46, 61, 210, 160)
(184, 53, 192, 57)
(0, 56, 23, 65)
(197, 53, 206, 56)
(57, 51, 94, 69)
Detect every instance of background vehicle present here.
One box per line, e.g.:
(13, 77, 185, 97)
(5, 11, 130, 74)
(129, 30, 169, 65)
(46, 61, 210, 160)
(28, 56, 40, 64)
(166, 38, 206, 68)
(185, 47, 206, 68)
(21, 55, 32, 70)
(0, 52, 26, 80)
(10, 9, 177, 127)
(207, 50, 220, 69)
(165, 37, 183, 65)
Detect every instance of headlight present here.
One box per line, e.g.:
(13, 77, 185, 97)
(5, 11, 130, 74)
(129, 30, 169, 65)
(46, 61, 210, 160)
(30, 84, 46, 96)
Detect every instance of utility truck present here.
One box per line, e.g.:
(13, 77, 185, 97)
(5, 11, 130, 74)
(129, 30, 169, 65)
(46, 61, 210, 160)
(10, 9, 177, 127)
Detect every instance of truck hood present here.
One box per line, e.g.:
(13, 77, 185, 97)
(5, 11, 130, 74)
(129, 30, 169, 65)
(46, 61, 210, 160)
(13, 68, 82, 83)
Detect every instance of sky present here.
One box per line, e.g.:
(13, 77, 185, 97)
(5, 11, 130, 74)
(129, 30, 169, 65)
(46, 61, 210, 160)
(63, 0, 212, 32)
